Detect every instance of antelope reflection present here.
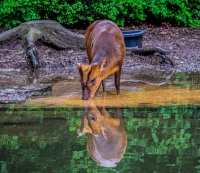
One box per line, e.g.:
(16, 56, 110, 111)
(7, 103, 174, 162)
(78, 103, 127, 167)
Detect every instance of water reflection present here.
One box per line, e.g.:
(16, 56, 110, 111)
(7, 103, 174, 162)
(78, 102, 127, 167)
(0, 105, 200, 172)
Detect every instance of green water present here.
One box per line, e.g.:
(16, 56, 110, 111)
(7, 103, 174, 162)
(0, 105, 200, 173)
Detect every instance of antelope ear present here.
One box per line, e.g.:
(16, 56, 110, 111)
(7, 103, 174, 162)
(91, 62, 100, 68)
(77, 64, 91, 72)
(100, 59, 107, 72)
(77, 127, 92, 137)
(78, 115, 93, 137)
(90, 63, 101, 72)
(77, 63, 81, 68)
(82, 126, 93, 134)
(101, 127, 108, 140)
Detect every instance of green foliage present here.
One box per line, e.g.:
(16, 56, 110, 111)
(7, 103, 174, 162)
(189, 0, 200, 20)
(0, 0, 199, 28)
(146, 0, 192, 25)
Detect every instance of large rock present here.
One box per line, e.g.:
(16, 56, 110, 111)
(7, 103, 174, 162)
(0, 83, 52, 104)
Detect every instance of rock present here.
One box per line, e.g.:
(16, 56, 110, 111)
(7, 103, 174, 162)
(0, 83, 52, 104)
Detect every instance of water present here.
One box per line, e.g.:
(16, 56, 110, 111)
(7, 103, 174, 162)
(0, 106, 200, 173)
(1, 72, 200, 173)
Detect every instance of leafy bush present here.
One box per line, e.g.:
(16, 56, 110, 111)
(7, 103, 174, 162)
(0, 0, 199, 28)
(145, 0, 200, 26)
(188, 0, 200, 26)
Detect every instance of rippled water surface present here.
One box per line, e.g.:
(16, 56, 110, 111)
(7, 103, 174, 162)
(1, 72, 200, 173)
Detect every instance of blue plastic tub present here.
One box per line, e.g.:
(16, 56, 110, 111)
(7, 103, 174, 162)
(122, 30, 145, 48)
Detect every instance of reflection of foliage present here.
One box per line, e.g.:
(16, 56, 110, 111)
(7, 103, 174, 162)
(118, 105, 199, 172)
(0, 105, 200, 172)
(0, 135, 20, 150)
(174, 72, 200, 89)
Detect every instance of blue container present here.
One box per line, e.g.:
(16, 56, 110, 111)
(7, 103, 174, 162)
(122, 30, 145, 48)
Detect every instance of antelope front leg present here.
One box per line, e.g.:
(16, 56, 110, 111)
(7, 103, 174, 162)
(114, 68, 121, 95)
(102, 80, 105, 92)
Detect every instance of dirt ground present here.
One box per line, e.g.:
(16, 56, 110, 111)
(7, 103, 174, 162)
(0, 26, 199, 74)
(141, 26, 200, 72)
(0, 26, 199, 103)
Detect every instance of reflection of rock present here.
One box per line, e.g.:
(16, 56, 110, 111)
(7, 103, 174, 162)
(78, 103, 127, 167)
(188, 73, 200, 89)
(0, 84, 52, 104)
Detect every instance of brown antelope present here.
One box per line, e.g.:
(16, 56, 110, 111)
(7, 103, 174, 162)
(78, 20, 126, 100)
